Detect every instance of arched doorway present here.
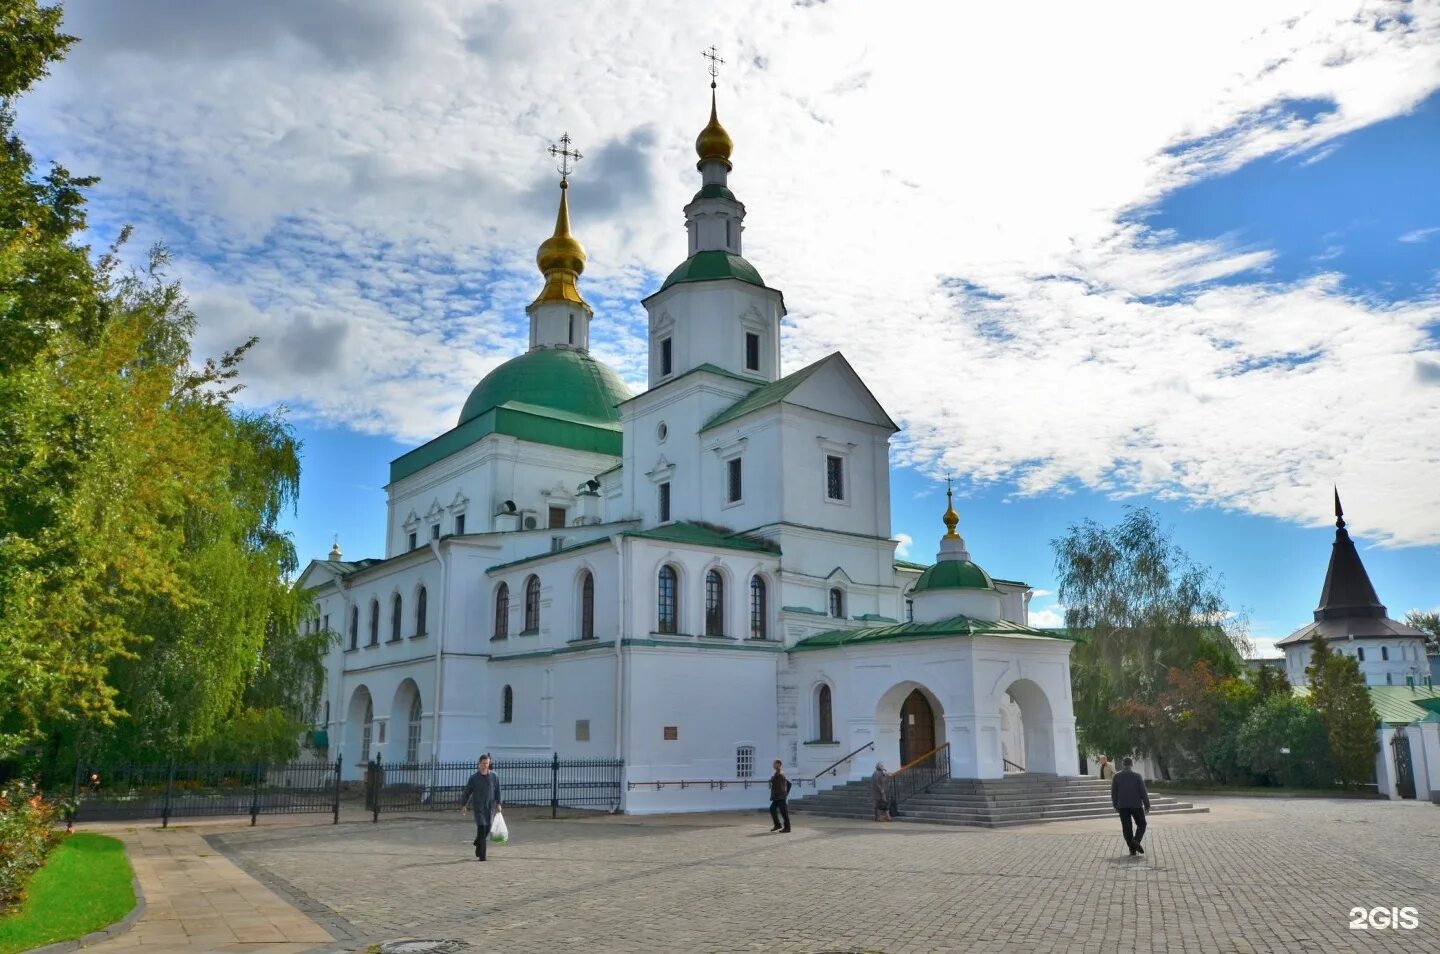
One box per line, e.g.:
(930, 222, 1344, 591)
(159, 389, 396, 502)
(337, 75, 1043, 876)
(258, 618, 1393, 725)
(899, 689, 936, 766)
(1003, 678, 1057, 774)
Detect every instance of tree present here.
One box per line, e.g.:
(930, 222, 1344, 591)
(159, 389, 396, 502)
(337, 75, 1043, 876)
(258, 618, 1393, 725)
(0, 4, 325, 769)
(1403, 610, 1440, 657)
(1053, 507, 1248, 777)
(1251, 663, 1291, 704)
(1235, 694, 1331, 788)
(1305, 634, 1378, 788)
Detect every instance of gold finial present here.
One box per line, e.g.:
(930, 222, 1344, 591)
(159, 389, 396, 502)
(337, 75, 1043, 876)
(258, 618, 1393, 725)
(328, 535, 342, 560)
(942, 478, 960, 539)
(531, 133, 590, 311)
(696, 46, 733, 167)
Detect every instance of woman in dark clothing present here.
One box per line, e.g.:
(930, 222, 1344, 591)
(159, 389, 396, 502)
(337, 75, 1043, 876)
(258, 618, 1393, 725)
(459, 753, 503, 860)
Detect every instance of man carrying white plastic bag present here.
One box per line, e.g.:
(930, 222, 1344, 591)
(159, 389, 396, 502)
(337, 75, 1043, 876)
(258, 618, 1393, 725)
(459, 754, 503, 860)
(489, 810, 509, 844)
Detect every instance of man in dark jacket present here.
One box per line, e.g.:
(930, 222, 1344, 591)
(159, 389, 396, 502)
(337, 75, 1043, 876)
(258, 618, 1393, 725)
(768, 759, 792, 833)
(459, 754, 503, 860)
(1110, 756, 1150, 855)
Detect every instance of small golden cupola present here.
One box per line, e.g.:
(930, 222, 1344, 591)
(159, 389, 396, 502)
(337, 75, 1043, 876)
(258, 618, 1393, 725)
(695, 45, 733, 168)
(530, 133, 591, 313)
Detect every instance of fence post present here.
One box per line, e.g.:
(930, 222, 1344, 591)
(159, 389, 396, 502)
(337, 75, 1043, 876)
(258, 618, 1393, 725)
(162, 762, 175, 829)
(371, 754, 381, 824)
(250, 761, 261, 827)
(551, 752, 560, 819)
(332, 753, 342, 825)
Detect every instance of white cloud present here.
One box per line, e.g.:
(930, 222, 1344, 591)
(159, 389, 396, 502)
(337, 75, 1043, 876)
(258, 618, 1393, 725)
(893, 533, 914, 559)
(1028, 607, 1066, 629)
(1399, 226, 1440, 243)
(1249, 636, 1286, 660)
(22, 0, 1440, 543)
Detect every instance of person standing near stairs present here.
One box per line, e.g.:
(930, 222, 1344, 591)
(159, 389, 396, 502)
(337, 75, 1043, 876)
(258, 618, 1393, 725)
(871, 763, 893, 821)
(1110, 756, 1150, 856)
(768, 760, 792, 833)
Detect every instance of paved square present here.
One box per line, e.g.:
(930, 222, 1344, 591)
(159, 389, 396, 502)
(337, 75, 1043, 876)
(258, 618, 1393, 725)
(205, 798, 1440, 953)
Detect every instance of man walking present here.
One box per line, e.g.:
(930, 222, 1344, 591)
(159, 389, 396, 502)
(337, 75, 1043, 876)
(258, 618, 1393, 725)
(768, 759, 792, 833)
(459, 753, 503, 860)
(1110, 756, 1150, 856)
(1097, 755, 1115, 779)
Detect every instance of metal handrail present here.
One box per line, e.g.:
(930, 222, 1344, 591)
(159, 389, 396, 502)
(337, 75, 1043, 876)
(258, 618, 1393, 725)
(626, 777, 818, 791)
(888, 742, 951, 807)
(1003, 758, 1026, 773)
(808, 740, 875, 782)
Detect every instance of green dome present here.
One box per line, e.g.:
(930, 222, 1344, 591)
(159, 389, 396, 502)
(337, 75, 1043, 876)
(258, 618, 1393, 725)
(459, 349, 629, 427)
(911, 560, 995, 594)
(660, 250, 765, 291)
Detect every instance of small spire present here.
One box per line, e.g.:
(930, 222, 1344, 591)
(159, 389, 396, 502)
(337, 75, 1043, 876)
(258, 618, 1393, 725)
(942, 477, 960, 539)
(696, 46, 733, 168)
(1334, 486, 1345, 529)
(328, 535, 342, 561)
(531, 133, 590, 311)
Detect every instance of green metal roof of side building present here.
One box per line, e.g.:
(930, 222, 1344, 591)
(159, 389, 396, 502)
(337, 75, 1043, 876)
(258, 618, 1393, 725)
(792, 615, 1076, 652)
(659, 250, 766, 292)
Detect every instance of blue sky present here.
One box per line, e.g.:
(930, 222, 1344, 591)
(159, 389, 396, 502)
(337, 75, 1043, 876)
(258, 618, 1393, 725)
(21, 1, 1440, 656)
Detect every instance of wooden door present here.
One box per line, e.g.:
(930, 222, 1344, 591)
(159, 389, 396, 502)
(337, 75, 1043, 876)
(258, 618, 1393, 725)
(899, 689, 936, 767)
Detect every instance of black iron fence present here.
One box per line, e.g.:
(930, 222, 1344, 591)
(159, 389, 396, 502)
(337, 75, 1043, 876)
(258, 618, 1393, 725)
(67, 758, 343, 827)
(368, 754, 624, 819)
(889, 743, 951, 806)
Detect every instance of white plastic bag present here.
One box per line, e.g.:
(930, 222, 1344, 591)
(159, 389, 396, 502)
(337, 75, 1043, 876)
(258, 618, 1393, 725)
(489, 811, 509, 844)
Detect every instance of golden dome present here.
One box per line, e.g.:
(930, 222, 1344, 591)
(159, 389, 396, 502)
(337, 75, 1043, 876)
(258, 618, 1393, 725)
(695, 88, 733, 166)
(942, 485, 960, 539)
(530, 181, 590, 310)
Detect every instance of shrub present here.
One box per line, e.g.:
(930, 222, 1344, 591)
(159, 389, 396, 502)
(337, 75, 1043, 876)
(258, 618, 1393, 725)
(0, 782, 62, 911)
(1235, 695, 1333, 788)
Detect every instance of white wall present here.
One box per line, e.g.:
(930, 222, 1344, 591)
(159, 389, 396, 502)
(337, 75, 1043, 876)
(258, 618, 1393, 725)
(1285, 637, 1430, 687)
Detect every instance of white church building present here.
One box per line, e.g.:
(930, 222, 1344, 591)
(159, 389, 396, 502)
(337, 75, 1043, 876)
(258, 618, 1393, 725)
(299, 86, 1080, 812)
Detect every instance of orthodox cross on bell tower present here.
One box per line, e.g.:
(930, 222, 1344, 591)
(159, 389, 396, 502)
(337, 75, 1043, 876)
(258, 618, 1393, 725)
(702, 45, 725, 88)
(548, 132, 583, 184)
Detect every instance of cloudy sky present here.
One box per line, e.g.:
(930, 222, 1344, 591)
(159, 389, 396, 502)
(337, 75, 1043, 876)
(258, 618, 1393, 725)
(22, 0, 1440, 654)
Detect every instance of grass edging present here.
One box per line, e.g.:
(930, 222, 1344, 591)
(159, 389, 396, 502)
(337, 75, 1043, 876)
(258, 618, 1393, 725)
(1149, 784, 1384, 800)
(0, 834, 143, 954)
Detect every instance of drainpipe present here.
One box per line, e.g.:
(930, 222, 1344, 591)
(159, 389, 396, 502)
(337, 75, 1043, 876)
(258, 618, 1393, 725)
(611, 534, 627, 769)
(428, 538, 449, 763)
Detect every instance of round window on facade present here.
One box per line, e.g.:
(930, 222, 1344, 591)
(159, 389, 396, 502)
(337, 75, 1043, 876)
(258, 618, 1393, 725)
(656, 422, 668, 442)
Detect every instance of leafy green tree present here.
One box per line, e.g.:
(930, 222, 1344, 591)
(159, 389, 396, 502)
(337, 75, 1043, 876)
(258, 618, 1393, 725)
(1251, 663, 1291, 703)
(1235, 694, 1332, 788)
(1305, 634, 1378, 788)
(1053, 507, 1248, 778)
(0, 3, 327, 769)
(1403, 610, 1440, 657)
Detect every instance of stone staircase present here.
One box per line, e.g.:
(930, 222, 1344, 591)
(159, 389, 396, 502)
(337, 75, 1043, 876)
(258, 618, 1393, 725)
(790, 773, 1207, 828)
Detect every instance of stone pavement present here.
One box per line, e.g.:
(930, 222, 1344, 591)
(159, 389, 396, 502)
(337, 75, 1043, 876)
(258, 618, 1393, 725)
(75, 819, 334, 953)
(184, 797, 1440, 954)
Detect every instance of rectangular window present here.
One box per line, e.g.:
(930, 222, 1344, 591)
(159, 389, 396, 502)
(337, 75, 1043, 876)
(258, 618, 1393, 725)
(1381, 646, 1389, 661)
(454, 513, 465, 535)
(826, 455, 845, 500)
(430, 523, 440, 540)
(1357, 648, 1365, 662)
(745, 332, 760, 371)
(551, 536, 565, 552)
(575, 719, 590, 742)
(736, 744, 755, 778)
(568, 314, 575, 345)
(727, 458, 743, 503)
(407, 532, 417, 551)
(663, 726, 678, 741)
(659, 482, 671, 522)
(548, 506, 566, 529)
(322, 614, 329, 632)
(660, 337, 673, 376)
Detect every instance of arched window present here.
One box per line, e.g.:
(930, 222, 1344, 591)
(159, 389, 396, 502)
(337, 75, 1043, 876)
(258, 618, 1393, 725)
(658, 565, 678, 634)
(493, 583, 509, 640)
(368, 600, 380, 645)
(361, 698, 374, 763)
(749, 576, 768, 640)
(406, 694, 422, 763)
(905, 595, 914, 623)
(705, 570, 725, 636)
(390, 594, 402, 642)
(349, 607, 359, 650)
(524, 575, 541, 632)
(415, 585, 428, 636)
(828, 588, 845, 619)
(817, 685, 834, 743)
(501, 685, 513, 724)
(580, 572, 595, 640)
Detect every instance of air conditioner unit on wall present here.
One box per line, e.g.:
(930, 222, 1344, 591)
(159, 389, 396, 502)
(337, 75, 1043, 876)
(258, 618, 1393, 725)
(521, 510, 539, 531)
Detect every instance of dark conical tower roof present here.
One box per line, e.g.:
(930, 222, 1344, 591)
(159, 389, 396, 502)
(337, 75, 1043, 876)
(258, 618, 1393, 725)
(1314, 489, 1386, 622)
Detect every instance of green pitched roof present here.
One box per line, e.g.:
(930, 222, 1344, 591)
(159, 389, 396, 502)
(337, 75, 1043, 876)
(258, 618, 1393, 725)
(792, 614, 1075, 652)
(691, 184, 737, 202)
(894, 559, 930, 572)
(702, 354, 832, 431)
(1295, 684, 1440, 727)
(625, 521, 780, 554)
(391, 349, 628, 483)
(911, 559, 995, 593)
(659, 250, 766, 292)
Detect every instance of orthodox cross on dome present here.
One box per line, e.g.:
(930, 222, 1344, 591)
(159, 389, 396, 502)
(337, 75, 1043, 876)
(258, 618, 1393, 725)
(702, 45, 725, 88)
(548, 132, 583, 185)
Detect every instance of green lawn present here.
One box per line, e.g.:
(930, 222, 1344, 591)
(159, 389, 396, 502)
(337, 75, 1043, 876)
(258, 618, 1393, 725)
(0, 834, 136, 954)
